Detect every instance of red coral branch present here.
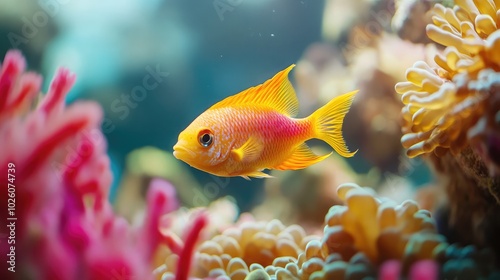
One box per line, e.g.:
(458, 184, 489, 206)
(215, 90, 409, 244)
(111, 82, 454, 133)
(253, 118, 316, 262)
(175, 212, 208, 280)
(22, 114, 91, 177)
(39, 68, 75, 114)
(8, 73, 42, 113)
(0, 50, 24, 112)
(143, 179, 180, 261)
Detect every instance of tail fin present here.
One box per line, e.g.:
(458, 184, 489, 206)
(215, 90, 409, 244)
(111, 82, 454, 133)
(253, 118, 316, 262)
(309, 90, 358, 157)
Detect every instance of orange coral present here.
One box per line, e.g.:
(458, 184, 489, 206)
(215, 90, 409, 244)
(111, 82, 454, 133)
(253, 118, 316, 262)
(395, 1, 500, 158)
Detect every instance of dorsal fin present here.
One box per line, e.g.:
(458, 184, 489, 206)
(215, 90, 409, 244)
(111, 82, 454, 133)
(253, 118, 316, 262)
(209, 64, 299, 117)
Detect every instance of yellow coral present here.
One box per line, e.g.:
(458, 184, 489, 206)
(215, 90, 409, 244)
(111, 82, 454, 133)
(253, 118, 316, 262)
(265, 183, 441, 279)
(157, 215, 315, 279)
(308, 183, 441, 277)
(157, 183, 446, 280)
(395, 1, 500, 157)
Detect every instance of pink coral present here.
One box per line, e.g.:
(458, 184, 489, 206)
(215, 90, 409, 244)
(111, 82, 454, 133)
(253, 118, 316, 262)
(379, 260, 439, 280)
(408, 260, 438, 280)
(0, 50, 178, 280)
(175, 212, 209, 280)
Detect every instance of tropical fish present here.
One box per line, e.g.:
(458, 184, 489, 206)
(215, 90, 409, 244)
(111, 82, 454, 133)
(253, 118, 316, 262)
(173, 64, 357, 179)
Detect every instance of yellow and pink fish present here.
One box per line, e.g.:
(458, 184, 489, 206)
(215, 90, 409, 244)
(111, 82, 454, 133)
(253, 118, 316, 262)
(173, 64, 357, 179)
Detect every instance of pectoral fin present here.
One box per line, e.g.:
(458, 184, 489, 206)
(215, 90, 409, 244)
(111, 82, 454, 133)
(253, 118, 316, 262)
(272, 143, 331, 170)
(231, 136, 263, 163)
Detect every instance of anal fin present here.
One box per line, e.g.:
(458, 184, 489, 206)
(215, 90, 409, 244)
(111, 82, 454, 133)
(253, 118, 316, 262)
(273, 143, 331, 170)
(240, 171, 273, 180)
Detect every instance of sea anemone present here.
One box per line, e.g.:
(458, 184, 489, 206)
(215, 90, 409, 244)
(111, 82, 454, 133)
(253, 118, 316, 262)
(395, 1, 500, 160)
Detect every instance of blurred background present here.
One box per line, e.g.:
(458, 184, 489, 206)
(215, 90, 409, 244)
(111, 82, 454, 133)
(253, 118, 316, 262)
(0, 0, 432, 217)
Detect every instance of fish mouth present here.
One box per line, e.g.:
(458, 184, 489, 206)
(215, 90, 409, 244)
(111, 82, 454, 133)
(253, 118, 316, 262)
(173, 143, 196, 159)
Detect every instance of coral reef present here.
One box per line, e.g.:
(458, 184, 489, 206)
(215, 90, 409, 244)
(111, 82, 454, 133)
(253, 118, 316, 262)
(155, 183, 498, 279)
(395, 0, 500, 258)
(0, 50, 178, 280)
(395, 1, 500, 160)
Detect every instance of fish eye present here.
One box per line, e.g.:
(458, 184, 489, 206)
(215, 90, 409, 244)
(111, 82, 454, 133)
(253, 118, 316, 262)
(198, 130, 213, 147)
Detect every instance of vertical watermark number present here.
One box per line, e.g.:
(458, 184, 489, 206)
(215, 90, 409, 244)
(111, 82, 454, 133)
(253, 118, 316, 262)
(6, 163, 16, 273)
